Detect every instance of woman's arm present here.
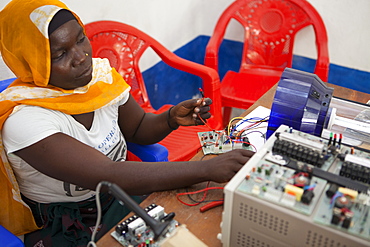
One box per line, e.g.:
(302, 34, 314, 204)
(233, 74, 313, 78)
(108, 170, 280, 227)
(119, 94, 212, 145)
(14, 132, 253, 195)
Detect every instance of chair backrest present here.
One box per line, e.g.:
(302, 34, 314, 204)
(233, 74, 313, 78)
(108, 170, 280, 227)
(85, 21, 223, 128)
(205, 0, 329, 81)
(85, 21, 153, 110)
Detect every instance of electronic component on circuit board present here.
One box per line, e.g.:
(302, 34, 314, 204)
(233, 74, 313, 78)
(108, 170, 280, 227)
(198, 130, 253, 154)
(221, 125, 370, 247)
(111, 204, 178, 247)
(111, 203, 207, 247)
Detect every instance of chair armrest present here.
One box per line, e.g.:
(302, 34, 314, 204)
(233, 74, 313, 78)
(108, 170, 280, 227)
(204, 29, 226, 72)
(149, 41, 223, 129)
(126, 142, 169, 162)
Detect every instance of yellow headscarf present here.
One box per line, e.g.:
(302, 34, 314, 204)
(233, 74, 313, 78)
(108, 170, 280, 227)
(0, 0, 130, 235)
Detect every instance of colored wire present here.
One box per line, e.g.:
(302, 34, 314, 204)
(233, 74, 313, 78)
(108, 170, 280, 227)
(198, 87, 205, 98)
(200, 153, 216, 161)
(227, 117, 244, 136)
(330, 191, 343, 208)
(304, 184, 316, 191)
(176, 185, 224, 207)
(198, 113, 213, 130)
(184, 180, 211, 203)
(227, 116, 269, 139)
(235, 116, 269, 129)
(197, 87, 213, 131)
(199, 200, 224, 212)
(235, 118, 268, 135)
(182, 181, 210, 206)
(243, 130, 266, 142)
(233, 116, 269, 132)
(185, 186, 224, 204)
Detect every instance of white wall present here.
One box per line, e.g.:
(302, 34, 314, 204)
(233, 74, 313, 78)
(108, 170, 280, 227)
(296, 0, 370, 72)
(0, 0, 369, 79)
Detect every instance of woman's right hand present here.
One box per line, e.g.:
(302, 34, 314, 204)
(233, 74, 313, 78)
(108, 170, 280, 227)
(202, 149, 255, 183)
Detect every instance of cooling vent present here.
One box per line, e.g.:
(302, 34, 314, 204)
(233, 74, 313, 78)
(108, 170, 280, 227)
(235, 232, 272, 247)
(305, 230, 349, 247)
(238, 203, 290, 236)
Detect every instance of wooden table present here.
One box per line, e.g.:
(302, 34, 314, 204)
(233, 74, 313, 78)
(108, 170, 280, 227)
(97, 83, 370, 247)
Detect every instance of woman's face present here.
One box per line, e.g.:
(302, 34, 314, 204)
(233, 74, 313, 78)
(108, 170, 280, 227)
(48, 20, 93, 90)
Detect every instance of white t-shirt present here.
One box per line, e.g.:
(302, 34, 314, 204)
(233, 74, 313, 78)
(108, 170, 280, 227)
(2, 94, 129, 203)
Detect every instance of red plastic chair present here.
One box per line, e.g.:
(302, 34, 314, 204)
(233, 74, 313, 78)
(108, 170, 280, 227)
(85, 21, 223, 161)
(205, 0, 329, 127)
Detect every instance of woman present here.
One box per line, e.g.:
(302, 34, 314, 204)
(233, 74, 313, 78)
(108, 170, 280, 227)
(0, 0, 254, 246)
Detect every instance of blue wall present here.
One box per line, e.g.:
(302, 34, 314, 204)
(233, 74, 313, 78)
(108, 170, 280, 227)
(143, 35, 370, 110)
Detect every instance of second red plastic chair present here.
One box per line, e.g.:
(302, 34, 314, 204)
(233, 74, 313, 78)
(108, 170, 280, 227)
(205, 0, 329, 127)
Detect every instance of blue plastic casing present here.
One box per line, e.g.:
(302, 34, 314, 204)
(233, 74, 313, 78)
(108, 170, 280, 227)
(266, 68, 334, 139)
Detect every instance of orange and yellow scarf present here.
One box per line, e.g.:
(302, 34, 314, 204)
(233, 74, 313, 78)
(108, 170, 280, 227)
(0, 0, 130, 235)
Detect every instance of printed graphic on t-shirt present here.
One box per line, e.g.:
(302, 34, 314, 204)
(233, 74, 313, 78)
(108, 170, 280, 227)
(63, 183, 89, 197)
(106, 131, 127, 162)
(97, 120, 122, 153)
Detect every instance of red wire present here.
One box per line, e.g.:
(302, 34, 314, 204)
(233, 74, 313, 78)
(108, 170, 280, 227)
(199, 200, 224, 212)
(177, 184, 211, 207)
(197, 88, 213, 131)
(238, 121, 262, 133)
(176, 183, 224, 207)
(198, 112, 213, 130)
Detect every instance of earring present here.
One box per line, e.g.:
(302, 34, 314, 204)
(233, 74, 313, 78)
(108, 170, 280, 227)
(85, 53, 89, 56)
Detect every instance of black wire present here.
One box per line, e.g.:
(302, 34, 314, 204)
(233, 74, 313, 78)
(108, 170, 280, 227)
(185, 186, 223, 204)
(200, 153, 216, 161)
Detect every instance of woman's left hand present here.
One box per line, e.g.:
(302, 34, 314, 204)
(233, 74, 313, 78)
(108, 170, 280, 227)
(168, 98, 212, 128)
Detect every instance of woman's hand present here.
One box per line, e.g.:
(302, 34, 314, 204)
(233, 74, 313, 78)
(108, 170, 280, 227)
(168, 98, 212, 128)
(203, 149, 255, 183)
